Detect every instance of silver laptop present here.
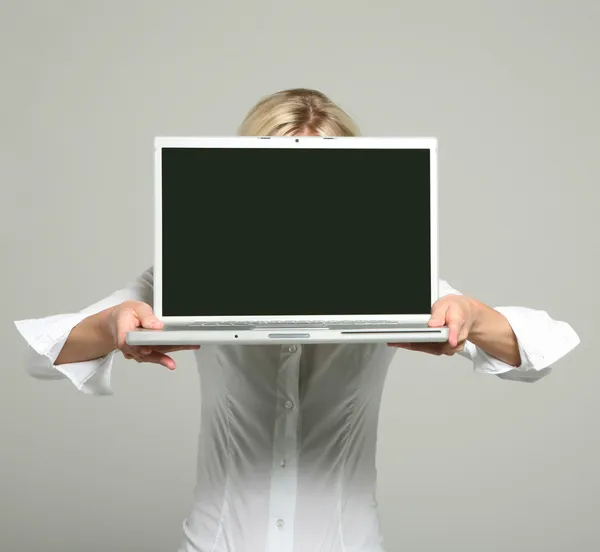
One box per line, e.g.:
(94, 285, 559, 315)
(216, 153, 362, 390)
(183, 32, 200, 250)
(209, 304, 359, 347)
(127, 135, 449, 346)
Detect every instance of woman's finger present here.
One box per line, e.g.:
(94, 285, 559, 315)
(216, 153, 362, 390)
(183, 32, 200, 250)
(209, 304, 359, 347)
(128, 345, 200, 355)
(135, 352, 177, 370)
(151, 345, 201, 353)
(403, 343, 444, 356)
(123, 345, 198, 358)
(121, 349, 176, 369)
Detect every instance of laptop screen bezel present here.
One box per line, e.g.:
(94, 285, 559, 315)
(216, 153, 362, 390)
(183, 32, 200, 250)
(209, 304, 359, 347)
(153, 135, 439, 325)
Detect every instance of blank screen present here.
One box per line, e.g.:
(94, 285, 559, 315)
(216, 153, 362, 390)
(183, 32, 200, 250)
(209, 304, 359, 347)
(160, 146, 431, 316)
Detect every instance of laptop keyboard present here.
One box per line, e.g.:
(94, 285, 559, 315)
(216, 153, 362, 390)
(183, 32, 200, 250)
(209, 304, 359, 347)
(189, 320, 424, 328)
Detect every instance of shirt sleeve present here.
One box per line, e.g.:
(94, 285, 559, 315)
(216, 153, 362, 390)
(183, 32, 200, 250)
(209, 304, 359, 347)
(13, 267, 154, 395)
(439, 279, 580, 383)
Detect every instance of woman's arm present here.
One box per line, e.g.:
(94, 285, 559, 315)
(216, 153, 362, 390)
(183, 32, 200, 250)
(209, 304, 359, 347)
(390, 279, 580, 383)
(54, 307, 117, 365)
(53, 300, 167, 366)
(14, 267, 155, 394)
(463, 297, 522, 367)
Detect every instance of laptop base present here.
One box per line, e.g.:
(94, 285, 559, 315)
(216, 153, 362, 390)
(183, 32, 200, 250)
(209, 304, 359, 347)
(126, 326, 449, 346)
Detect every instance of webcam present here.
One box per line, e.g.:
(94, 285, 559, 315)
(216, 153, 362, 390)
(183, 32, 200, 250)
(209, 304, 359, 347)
(295, 138, 299, 143)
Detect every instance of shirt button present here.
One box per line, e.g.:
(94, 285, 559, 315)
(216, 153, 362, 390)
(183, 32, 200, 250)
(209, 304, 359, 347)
(276, 519, 285, 528)
(288, 345, 297, 353)
(280, 459, 287, 468)
(284, 400, 294, 409)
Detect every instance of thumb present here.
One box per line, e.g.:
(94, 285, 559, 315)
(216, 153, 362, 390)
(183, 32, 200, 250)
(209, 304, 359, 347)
(135, 303, 163, 329)
(428, 305, 447, 327)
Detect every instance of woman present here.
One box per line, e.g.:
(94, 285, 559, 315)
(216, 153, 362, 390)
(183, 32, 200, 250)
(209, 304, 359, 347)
(15, 88, 579, 552)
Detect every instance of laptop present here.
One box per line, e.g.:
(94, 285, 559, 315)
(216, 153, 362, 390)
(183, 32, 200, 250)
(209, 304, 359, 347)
(126, 135, 449, 346)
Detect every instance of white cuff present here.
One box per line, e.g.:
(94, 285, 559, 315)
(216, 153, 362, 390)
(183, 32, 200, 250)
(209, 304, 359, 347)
(14, 315, 116, 396)
(495, 306, 580, 371)
(466, 306, 580, 382)
(15, 313, 89, 364)
(54, 352, 116, 395)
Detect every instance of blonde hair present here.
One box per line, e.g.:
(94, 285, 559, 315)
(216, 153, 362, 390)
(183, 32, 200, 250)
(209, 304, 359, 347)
(238, 88, 359, 137)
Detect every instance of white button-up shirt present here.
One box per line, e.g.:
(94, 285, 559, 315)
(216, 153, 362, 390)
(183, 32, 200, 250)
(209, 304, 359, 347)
(14, 268, 580, 552)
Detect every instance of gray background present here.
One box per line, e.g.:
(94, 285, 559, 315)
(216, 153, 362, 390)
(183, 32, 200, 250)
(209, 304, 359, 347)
(1, 1, 598, 551)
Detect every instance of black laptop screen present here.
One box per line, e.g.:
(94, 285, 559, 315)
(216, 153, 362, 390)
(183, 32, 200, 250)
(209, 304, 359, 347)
(160, 146, 432, 316)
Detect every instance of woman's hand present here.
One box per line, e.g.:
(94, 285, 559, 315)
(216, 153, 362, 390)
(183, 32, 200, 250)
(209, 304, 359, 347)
(107, 301, 199, 370)
(388, 295, 479, 356)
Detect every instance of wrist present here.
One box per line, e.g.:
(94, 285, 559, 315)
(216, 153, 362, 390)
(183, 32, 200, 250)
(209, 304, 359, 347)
(467, 297, 485, 337)
(94, 307, 118, 351)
